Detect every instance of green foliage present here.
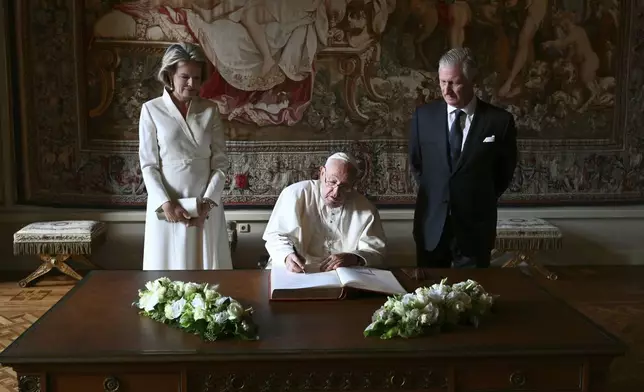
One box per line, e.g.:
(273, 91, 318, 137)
(364, 278, 497, 339)
(133, 277, 258, 341)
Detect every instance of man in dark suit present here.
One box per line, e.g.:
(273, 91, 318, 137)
(409, 48, 518, 268)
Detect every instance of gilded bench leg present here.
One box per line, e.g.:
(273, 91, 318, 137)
(47, 254, 84, 281)
(18, 260, 53, 288)
(502, 255, 520, 268)
(516, 251, 558, 281)
(18, 254, 83, 288)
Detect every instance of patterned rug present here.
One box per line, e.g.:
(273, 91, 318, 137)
(0, 269, 642, 391)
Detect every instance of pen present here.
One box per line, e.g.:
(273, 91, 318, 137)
(293, 246, 306, 274)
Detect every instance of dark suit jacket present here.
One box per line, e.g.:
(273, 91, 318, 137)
(409, 98, 518, 257)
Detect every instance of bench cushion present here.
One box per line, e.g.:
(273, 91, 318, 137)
(495, 218, 562, 251)
(13, 220, 107, 256)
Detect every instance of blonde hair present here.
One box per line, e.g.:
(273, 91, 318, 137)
(157, 42, 207, 89)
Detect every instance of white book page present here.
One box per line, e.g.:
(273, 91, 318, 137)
(336, 267, 408, 295)
(270, 265, 341, 291)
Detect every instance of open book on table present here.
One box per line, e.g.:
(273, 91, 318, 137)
(155, 198, 200, 221)
(269, 265, 408, 301)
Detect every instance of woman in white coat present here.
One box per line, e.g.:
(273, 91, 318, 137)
(139, 42, 233, 270)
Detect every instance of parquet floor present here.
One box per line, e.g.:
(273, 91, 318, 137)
(0, 267, 643, 391)
(0, 276, 73, 392)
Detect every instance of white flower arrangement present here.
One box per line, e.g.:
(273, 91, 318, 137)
(133, 277, 258, 341)
(364, 278, 497, 339)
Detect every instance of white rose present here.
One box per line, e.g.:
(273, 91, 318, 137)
(415, 292, 429, 307)
(165, 298, 186, 319)
(401, 293, 417, 307)
(156, 286, 167, 301)
(227, 302, 244, 320)
(415, 287, 430, 297)
(480, 293, 494, 307)
(191, 294, 205, 308)
(139, 291, 159, 312)
(419, 314, 432, 325)
(194, 307, 206, 321)
(403, 308, 421, 324)
(204, 289, 218, 301)
(215, 296, 230, 307)
(383, 298, 397, 309)
(172, 281, 185, 295)
(213, 311, 228, 324)
(421, 303, 440, 324)
(392, 302, 406, 317)
(191, 294, 206, 320)
(184, 283, 199, 297)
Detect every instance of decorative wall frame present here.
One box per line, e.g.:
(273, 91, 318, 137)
(11, 0, 644, 207)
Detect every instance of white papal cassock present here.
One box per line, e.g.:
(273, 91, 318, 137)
(139, 89, 233, 270)
(263, 179, 387, 268)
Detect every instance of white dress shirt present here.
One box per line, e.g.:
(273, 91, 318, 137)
(447, 96, 477, 150)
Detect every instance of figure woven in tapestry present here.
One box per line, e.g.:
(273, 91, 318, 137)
(14, 0, 642, 207)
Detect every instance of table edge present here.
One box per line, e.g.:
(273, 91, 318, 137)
(0, 345, 627, 366)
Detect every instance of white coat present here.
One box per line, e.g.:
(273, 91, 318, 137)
(139, 89, 233, 270)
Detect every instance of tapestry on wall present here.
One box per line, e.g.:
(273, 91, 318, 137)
(13, 0, 643, 207)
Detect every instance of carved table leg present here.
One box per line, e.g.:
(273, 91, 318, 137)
(516, 251, 558, 280)
(18, 374, 41, 392)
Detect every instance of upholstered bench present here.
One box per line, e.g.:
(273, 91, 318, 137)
(13, 220, 107, 287)
(494, 218, 563, 280)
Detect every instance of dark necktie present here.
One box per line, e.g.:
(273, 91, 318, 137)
(449, 110, 465, 168)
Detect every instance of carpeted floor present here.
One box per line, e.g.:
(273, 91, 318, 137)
(0, 267, 643, 391)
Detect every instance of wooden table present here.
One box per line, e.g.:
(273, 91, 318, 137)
(0, 269, 625, 392)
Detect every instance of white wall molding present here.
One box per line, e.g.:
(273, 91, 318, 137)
(0, 205, 642, 223)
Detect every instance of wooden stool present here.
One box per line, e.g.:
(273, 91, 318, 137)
(13, 220, 107, 287)
(494, 218, 562, 280)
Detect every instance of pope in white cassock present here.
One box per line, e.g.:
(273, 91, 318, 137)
(262, 153, 387, 272)
(139, 42, 233, 271)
